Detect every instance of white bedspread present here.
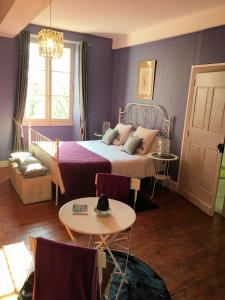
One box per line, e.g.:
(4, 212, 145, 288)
(77, 140, 155, 178)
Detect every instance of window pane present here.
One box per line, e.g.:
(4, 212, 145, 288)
(29, 43, 45, 70)
(25, 96, 46, 119)
(51, 96, 69, 119)
(27, 70, 45, 96)
(51, 48, 71, 72)
(25, 40, 73, 124)
(52, 72, 70, 96)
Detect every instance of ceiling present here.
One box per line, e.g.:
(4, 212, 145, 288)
(1, 0, 225, 48)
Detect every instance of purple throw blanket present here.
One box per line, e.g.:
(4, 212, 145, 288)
(58, 142, 111, 201)
(33, 237, 98, 300)
(96, 173, 131, 203)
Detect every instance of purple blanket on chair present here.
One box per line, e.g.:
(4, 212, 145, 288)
(33, 237, 98, 300)
(58, 142, 111, 200)
(96, 173, 131, 203)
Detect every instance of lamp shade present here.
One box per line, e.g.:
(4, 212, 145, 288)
(38, 28, 64, 58)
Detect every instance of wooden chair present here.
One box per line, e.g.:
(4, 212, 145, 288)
(94, 173, 141, 253)
(27, 237, 112, 300)
(95, 173, 141, 210)
(23, 237, 99, 300)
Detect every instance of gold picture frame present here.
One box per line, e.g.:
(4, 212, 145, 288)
(137, 60, 156, 100)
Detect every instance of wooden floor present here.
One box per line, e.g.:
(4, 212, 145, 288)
(0, 167, 225, 300)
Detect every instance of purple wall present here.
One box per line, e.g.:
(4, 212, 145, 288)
(111, 25, 225, 178)
(0, 37, 18, 160)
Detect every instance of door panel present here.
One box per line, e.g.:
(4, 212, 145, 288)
(208, 88, 225, 133)
(192, 87, 208, 129)
(182, 141, 201, 198)
(188, 142, 201, 182)
(200, 147, 217, 193)
(179, 70, 225, 215)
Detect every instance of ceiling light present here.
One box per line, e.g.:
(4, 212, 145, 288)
(38, 0, 63, 58)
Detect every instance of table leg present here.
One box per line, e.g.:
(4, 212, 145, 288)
(151, 178, 158, 199)
(97, 234, 111, 249)
(106, 247, 128, 282)
(65, 225, 77, 242)
(89, 234, 128, 298)
(98, 235, 129, 285)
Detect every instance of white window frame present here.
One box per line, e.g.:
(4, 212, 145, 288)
(23, 38, 75, 126)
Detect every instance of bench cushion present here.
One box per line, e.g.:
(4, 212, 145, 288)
(20, 162, 49, 178)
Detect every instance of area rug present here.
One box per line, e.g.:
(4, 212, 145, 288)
(106, 251, 171, 300)
(18, 252, 170, 300)
(134, 191, 158, 213)
(131, 177, 159, 213)
(129, 189, 158, 213)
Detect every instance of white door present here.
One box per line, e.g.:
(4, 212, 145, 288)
(179, 71, 225, 216)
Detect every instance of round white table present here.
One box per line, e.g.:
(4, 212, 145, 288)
(59, 197, 136, 237)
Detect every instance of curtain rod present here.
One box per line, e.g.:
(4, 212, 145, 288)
(30, 34, 91, 46)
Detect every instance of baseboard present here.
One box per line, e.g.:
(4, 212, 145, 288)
(173, 181, 179, 193)
(0, 160, 9, 168)
(179, 188, 214, 216)
(164, 177, 178, 193)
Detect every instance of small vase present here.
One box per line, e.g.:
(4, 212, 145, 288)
(97, 194, 109, 211)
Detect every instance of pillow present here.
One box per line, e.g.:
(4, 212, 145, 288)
(133, 126, 159, 155)
(101, 128, 118, 145)
(20, 163, 49, 178)
(149, 136, 160, 152)
(16, 156, 39, 166)
(10, 152, 32, 160)
(121, 135, 143, 155)
(112, 123, 133, 146)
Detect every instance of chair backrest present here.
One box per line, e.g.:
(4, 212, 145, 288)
(95, 173, 140, 208)
(29, 237, 98, 300)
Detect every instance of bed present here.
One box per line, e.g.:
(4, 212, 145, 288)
(28, 103, 172, 204)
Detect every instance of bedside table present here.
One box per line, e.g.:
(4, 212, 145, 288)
(147, 152, 179, 199)
(93, 132, 103, 139)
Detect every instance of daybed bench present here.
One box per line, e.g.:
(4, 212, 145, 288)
(9, 156, 52, 205)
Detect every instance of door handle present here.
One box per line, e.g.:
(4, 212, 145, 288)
(217, 143, 224, 153)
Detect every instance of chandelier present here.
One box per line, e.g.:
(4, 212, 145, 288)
(38, 0, 64, 58)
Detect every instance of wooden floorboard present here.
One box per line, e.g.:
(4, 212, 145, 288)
(0, 167, 225, 299)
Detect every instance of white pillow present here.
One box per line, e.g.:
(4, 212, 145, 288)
(134, 126, 159, 155)
(112, 123, 133, 145)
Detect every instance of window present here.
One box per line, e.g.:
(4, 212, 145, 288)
(24, 39, 74, 126)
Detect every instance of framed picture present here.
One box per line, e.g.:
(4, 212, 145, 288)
(137, 60, 156, 100)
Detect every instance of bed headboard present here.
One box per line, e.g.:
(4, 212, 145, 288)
(119, 103, 172, 138)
